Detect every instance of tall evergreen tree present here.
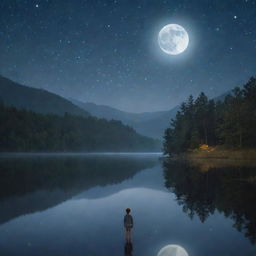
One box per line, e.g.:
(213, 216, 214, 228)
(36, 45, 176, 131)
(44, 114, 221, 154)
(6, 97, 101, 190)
(163, 76, 256, 155)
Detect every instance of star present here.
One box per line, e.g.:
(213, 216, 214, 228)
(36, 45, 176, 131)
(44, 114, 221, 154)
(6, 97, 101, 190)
(0, 0, 255, 113)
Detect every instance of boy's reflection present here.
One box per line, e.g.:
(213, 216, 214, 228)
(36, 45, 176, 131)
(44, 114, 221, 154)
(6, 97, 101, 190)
(124, 242, 133, 256)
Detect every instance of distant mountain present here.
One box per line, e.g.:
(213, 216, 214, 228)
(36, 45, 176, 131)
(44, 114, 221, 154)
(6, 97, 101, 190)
(71, 89, 232, 140)
(0, 76, 160, 151)
(0, 75, 89, 117)
(71, 99, 179, 139)
(132, 106, 179, 139)
(0, 75, 230, 141)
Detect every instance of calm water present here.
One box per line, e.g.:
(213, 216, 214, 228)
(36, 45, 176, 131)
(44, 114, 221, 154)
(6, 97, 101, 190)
(0, 153, 256, 256)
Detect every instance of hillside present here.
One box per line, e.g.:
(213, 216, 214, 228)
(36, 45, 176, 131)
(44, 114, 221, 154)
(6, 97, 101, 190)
(0, 76, 89, 117)
(0, 103, 160, 152)
(71, 99, 179, 139)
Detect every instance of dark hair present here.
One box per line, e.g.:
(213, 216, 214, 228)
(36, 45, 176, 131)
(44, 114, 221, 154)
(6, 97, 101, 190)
(126, 208, 131, 214)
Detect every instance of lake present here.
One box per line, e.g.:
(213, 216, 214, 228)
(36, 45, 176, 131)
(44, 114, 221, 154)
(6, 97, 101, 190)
(0, 153, 256, 256)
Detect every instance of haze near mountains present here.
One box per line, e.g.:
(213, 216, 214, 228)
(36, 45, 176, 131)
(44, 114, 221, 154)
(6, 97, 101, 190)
(70, 99, 179, 139)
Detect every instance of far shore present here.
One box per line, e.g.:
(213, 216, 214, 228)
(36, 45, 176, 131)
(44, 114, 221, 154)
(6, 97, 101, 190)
(169, 149, 256, 162)
(167, 149, 256, 170)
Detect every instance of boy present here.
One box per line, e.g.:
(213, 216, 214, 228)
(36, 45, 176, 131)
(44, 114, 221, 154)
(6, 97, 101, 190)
(124, 208, 133, 242)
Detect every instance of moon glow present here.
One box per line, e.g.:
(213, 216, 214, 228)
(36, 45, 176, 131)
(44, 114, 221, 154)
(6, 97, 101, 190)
(158, 24, 189, 55)
(157, 244, 189, 256)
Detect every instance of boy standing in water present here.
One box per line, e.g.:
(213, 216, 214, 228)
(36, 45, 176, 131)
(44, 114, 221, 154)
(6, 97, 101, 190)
(124, 208, 133, 242)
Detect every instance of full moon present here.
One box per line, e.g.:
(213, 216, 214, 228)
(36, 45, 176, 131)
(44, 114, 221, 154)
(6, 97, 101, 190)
(157, 244, 189, 256)
(158, 24, 189, 55)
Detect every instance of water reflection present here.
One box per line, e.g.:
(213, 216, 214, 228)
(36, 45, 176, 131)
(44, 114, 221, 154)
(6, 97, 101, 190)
(157, 244, 189, 256)
(163, 159, 256, 244)
(0, 154, 158, 225)
(124, 242, 133, 256)
(1, 154, 256, 256)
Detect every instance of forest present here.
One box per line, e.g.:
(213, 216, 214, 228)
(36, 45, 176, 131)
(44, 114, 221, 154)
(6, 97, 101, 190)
(163, 76, 256, 155)
(0, 103, 159, 152)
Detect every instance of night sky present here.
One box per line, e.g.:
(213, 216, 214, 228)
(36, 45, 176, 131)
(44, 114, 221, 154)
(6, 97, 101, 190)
(0, 0, 256, 112)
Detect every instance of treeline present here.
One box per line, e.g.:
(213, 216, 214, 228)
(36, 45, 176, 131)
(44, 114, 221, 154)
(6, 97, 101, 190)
(163, 76, 256, 154)
(0, 104, 159, 152)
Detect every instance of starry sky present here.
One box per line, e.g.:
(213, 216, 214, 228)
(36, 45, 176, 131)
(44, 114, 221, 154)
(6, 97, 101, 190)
(0, 0, 256, 113)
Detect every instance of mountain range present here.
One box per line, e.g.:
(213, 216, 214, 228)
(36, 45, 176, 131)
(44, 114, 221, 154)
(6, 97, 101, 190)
(69, 90, 230, 140)
(0, 76, 89, 117)
(70, 99, 179, 139)
(0, 75, 179, 139)
(0, 75, 230, 140)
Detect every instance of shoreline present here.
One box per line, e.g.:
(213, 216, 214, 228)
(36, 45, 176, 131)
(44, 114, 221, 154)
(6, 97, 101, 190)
(168, 149, 256, 169)
(169, 149, 256, 161)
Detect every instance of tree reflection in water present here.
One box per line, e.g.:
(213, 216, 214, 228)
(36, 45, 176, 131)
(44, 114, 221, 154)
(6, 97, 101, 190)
(0, 154, 157, 224)
(163, 159, 256, 244)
